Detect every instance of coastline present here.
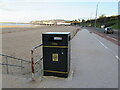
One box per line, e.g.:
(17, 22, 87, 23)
(0, 24, 41, 28)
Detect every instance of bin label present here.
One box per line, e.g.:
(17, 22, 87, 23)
(52, 53, 58, 61)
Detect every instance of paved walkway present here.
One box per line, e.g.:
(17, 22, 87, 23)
(71, 29, 118, 88)
(2, 29, 118, 88)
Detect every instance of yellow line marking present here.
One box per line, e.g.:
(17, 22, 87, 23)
(43, 45, 68, 48)
(44, 70, 68, 74)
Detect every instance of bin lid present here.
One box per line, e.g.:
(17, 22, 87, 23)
(43, 32, 70, 34)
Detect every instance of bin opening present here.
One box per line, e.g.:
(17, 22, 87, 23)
(54, 37, 62, 41)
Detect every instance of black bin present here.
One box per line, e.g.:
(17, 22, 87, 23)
(42, 32, 71, 78)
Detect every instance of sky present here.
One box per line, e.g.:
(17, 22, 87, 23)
(0, 0, 119, 22)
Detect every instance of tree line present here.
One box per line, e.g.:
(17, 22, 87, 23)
(69, 15, 119, 29)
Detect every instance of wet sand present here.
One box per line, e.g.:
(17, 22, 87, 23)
(0, 24, 40, 28)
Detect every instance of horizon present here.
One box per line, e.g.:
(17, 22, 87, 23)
(0, 14, 119, 23)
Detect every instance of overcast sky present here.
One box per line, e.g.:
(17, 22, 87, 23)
(0, 0, 119, 22)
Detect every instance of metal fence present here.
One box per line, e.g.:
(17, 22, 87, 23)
(0, 54, 32, 78)
(0, 44, 43, 80)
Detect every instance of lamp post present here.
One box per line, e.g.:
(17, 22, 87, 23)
(95, 2, 99, 28)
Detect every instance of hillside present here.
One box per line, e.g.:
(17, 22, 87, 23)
(80, 15, 120, 29)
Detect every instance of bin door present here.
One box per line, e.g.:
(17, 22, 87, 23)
(43, 47, 68, 72)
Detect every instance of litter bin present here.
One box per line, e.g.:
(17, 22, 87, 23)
(42, 32, 71, 78)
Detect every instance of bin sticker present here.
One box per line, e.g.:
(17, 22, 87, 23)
(52, 53, 58, 61)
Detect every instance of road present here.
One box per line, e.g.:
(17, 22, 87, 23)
(2, 27, 118, 88)
(84, 27, 119, 46)
(84, 27, 119, 39)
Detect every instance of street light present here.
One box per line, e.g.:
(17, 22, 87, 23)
(95, 2, 99, 28)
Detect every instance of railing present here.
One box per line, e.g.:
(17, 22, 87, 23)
(0, 54, 31, 78)
(0, 44, 43, 80)
(31, 44, 43, 80)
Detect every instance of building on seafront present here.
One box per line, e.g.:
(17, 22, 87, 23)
(30, 19, 71, 26)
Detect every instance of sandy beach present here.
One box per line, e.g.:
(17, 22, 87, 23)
(2, 25, 80, 61)
(1, 25, 80, 88)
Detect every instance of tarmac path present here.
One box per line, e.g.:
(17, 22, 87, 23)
(2, 28, 118, 88)
(71, 29, 118, 88)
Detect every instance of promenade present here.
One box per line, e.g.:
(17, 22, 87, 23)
(2, 27, 118, 88)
